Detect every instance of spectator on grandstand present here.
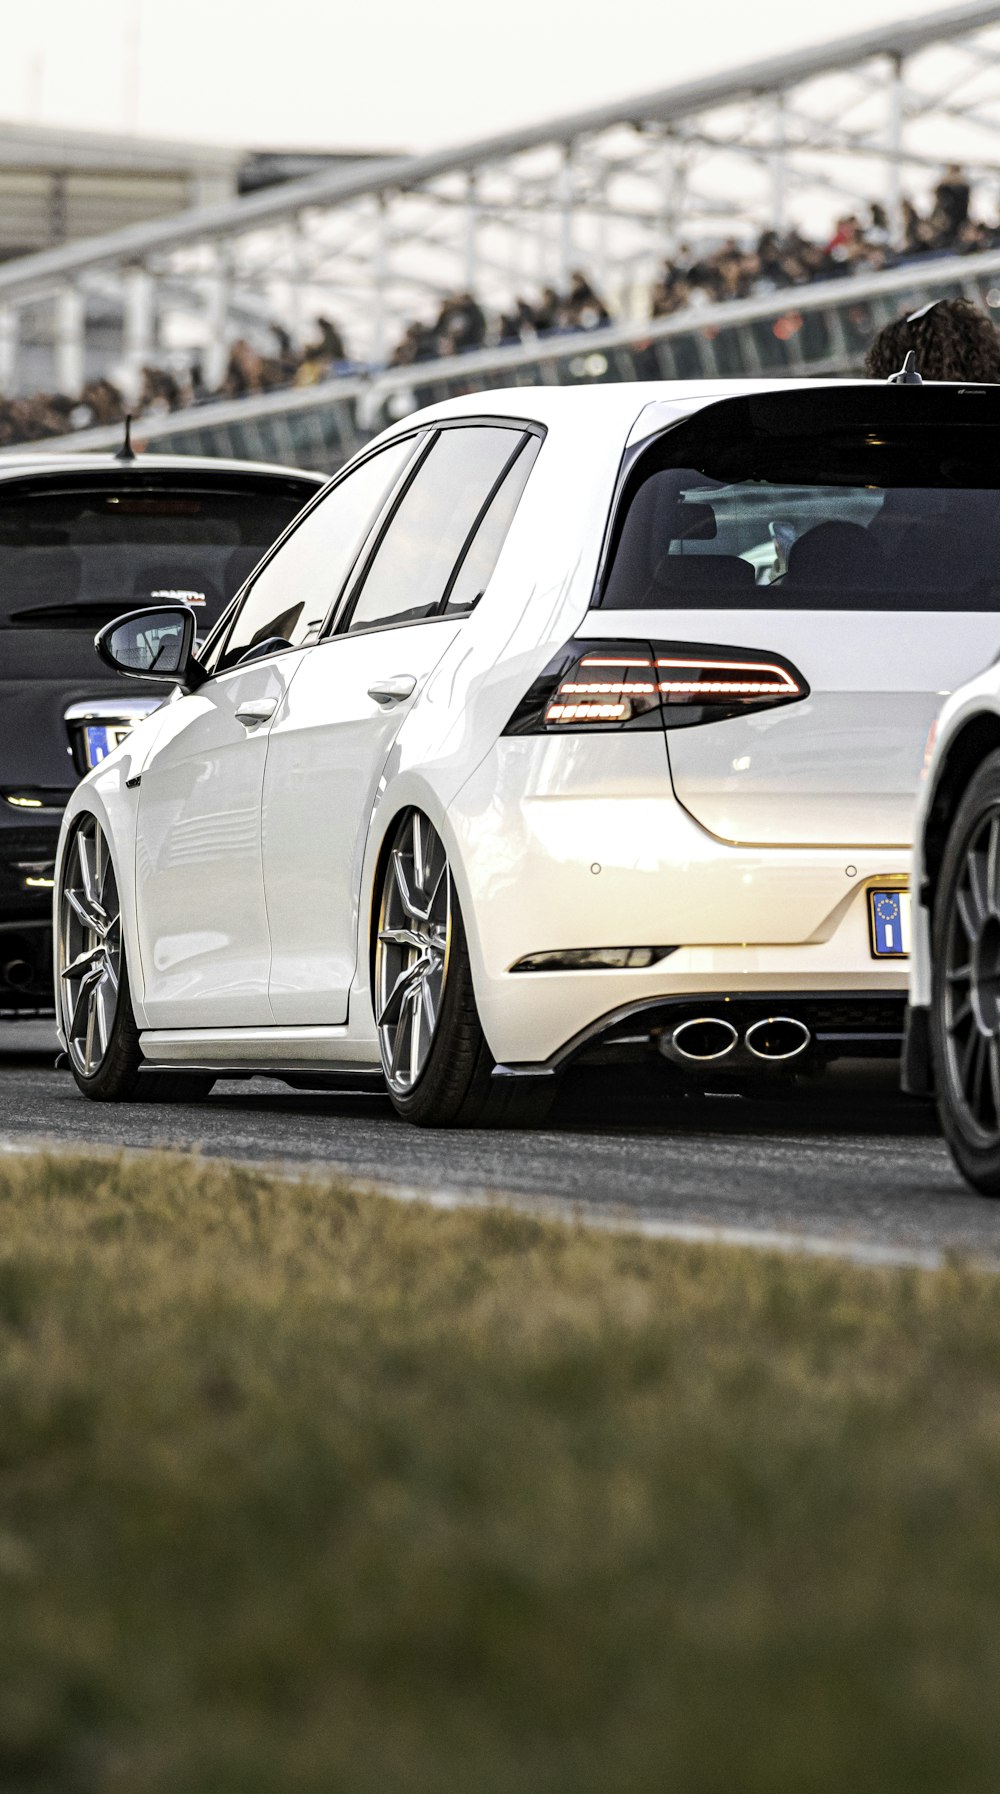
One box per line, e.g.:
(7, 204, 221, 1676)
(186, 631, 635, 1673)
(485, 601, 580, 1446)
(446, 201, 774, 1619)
(565, 270, 611, 328)
(864, 296, 1000, 382)
(935, 164, 972, 245)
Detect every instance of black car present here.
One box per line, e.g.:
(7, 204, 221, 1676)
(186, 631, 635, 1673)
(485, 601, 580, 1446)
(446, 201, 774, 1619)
(0, 451, 323, 1012)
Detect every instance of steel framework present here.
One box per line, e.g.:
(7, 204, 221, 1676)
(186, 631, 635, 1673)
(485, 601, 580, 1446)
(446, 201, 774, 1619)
(2, 0, 1000, 393)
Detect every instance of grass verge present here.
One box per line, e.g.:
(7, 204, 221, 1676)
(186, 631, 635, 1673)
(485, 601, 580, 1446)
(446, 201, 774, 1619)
(1, 1150, 1000, 1793)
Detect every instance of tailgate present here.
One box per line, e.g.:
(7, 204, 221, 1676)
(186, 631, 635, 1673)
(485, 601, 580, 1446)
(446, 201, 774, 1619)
(645, 608, 992, 847)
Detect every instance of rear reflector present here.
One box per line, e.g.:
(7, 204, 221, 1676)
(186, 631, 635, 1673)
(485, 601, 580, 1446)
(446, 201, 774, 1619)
(504, 639, 808, 734)
(510, 945, 679, 972)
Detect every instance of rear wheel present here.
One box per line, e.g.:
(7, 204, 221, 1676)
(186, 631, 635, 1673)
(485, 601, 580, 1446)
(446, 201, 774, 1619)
(931, 749, 1000, 1194)
(58, 814, 214, 1104)
(374, 810, 548, 1127)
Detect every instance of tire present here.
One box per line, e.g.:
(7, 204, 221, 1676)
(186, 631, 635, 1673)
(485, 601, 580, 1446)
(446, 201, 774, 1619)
(58, 814, 215, 1106)
(930, 747, 1000, 1194)
(373, 809, 549, 1128)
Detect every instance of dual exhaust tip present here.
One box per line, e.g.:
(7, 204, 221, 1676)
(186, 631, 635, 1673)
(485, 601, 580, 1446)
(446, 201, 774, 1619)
(662, 1014, 811, 1067)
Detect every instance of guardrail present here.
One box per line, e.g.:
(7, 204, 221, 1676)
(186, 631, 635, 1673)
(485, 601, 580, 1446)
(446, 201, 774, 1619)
(17, 245, 1000, 472)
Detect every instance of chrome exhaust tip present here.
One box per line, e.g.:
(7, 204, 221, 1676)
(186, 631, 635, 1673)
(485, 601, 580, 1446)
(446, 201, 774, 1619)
(2, 958, 33, 990)
(662, 1016, 739, 1065)
(745, 1016, 811, 1062)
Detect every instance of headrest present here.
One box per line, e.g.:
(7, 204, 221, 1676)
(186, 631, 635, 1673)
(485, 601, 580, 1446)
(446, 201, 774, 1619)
(785, 520, 881, 586)
(653, 553, 755, 591)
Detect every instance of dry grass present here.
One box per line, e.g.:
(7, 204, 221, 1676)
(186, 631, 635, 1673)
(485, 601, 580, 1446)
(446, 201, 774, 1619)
(1, 1150, 1000, 1792)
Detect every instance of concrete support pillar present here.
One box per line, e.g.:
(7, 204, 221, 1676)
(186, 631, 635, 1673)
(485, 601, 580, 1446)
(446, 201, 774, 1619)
(372, 191, 389, 366)
(0, 305, 19, 393)
(54, 284, 85, 395)
(203, 254, 230, 390)
(770, 93, 787, 236)
(662, 136, 686, 260)
(558, 142, 575, 287)
(464, 170, 479, 294)
(281, 215, 303, 349)
(887, 54, 905, 240)
(594, 169, 609, 296)
(123, 265, 154, 378)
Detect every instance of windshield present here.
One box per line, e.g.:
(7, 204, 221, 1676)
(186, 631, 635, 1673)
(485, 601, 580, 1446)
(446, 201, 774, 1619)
(0, 474, 312, 630)
(600, 390, 1000, 612)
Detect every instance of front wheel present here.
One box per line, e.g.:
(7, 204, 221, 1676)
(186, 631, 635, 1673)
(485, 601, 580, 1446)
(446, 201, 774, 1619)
(930, 748, 1000, 1194)
(58, 814, 214, 1104)
(373, 810, 547, 1127)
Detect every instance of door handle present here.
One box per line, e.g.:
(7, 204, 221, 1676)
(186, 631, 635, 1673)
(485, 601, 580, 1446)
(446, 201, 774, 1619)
(367, 674, 417, 705)
(235, 697, 278, 728)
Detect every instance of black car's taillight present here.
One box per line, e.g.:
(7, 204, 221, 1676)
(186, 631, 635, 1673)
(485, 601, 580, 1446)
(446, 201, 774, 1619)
(503, 638, 809, 734)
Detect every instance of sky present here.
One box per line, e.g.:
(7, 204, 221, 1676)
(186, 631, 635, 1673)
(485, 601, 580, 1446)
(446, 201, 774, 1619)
(0, 0, 947, 153)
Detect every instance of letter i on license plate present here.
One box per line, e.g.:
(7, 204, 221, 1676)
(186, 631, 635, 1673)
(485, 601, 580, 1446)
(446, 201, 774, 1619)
(868, 887, 911, 958)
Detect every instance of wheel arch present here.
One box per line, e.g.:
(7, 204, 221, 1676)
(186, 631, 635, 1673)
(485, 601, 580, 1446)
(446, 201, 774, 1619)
(924, 713, 1000, 911)
(360, 791, 479, 1008)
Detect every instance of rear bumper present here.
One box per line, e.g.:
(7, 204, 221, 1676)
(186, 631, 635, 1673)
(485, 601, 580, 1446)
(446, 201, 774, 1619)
(448, 735, 910, 1066)
(494, 990, 906, 1078)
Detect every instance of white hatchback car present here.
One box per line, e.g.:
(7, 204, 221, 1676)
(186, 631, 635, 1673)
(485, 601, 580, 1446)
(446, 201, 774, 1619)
(53, 378, 1000, 1125)
(905, 659, 1000, 1194)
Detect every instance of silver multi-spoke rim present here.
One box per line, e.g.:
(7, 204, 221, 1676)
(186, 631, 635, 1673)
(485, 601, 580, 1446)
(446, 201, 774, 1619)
(375, 812, 451, 1095)
(943, 804, 1000, 1144)
(58, 816, 122, 1078)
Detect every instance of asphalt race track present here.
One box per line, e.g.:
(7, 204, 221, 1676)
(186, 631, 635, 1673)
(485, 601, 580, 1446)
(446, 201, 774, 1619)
(2, 1021, 999, 1263)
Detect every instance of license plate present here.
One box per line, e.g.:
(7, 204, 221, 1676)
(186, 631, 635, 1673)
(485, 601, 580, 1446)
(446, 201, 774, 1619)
(84, 723, 132, 768)
(869, 887, 911, 958)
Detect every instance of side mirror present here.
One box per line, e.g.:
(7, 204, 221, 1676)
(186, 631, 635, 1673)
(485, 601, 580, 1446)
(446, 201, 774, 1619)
(95, 605, 204, 688)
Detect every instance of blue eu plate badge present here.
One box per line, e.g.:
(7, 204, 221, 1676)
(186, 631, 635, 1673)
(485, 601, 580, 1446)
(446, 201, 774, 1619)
(869, 888, 912, 958)
(84, 724, 132, 769)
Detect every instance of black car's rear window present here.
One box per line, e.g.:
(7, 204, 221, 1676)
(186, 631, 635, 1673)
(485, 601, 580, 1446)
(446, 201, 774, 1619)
(599, 387, 1000, 612)
(0, 471, 314, 630)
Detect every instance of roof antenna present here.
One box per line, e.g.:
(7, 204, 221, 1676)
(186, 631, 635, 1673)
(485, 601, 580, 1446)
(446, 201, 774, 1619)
(114, 414, 137, 462)
(888, 350, 922, 385)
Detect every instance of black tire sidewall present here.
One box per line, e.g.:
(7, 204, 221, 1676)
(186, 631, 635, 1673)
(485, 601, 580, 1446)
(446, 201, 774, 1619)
(930, 747, 1000, 1194)
(377, 832, 496, 1127)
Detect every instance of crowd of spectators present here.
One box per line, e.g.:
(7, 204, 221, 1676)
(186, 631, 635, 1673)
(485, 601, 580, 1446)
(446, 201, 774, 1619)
(649, 167, 991, 316)
(0, 166, 996, 448)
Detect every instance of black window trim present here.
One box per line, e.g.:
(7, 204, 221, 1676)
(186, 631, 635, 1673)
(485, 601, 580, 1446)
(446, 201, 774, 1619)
(327, 414, 546, 640)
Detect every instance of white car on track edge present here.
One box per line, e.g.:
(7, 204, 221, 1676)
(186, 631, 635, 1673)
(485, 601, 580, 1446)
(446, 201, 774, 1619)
(904, 651, 1000, 1194)
(53, 377, 1000, 1125)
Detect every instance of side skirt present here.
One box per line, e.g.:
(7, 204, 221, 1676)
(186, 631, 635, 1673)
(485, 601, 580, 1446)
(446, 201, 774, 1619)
(139, 1024, 381, 1075)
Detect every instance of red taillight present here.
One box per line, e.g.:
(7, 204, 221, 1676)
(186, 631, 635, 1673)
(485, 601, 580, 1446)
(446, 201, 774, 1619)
(505, 639, 808, 735)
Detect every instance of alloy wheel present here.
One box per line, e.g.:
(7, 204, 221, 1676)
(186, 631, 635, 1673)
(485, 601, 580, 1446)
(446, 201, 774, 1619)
(58, 817, 122, 1078)
(942, 803, 1000, 1143)
(375, 813, 452, 1095)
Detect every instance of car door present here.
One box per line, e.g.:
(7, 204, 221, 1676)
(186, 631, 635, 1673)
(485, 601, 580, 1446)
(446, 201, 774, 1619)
(133, 436, 416, 1028)
(262, 423, 535, 1024)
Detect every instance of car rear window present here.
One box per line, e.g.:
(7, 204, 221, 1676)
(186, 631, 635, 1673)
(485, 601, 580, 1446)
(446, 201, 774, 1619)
(0, 473, 313, 631)
(599, 387, 1000, 612)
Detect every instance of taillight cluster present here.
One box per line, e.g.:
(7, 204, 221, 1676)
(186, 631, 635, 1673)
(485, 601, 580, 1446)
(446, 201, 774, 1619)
(504, 639, 808, 734)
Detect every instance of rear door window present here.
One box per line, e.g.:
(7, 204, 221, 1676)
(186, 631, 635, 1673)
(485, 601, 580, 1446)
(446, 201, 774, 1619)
(0, 472, 315, 633)
(599, 388, 1000, 612)
(443, 435, 539, 616)
(342, 425, 524, 633)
